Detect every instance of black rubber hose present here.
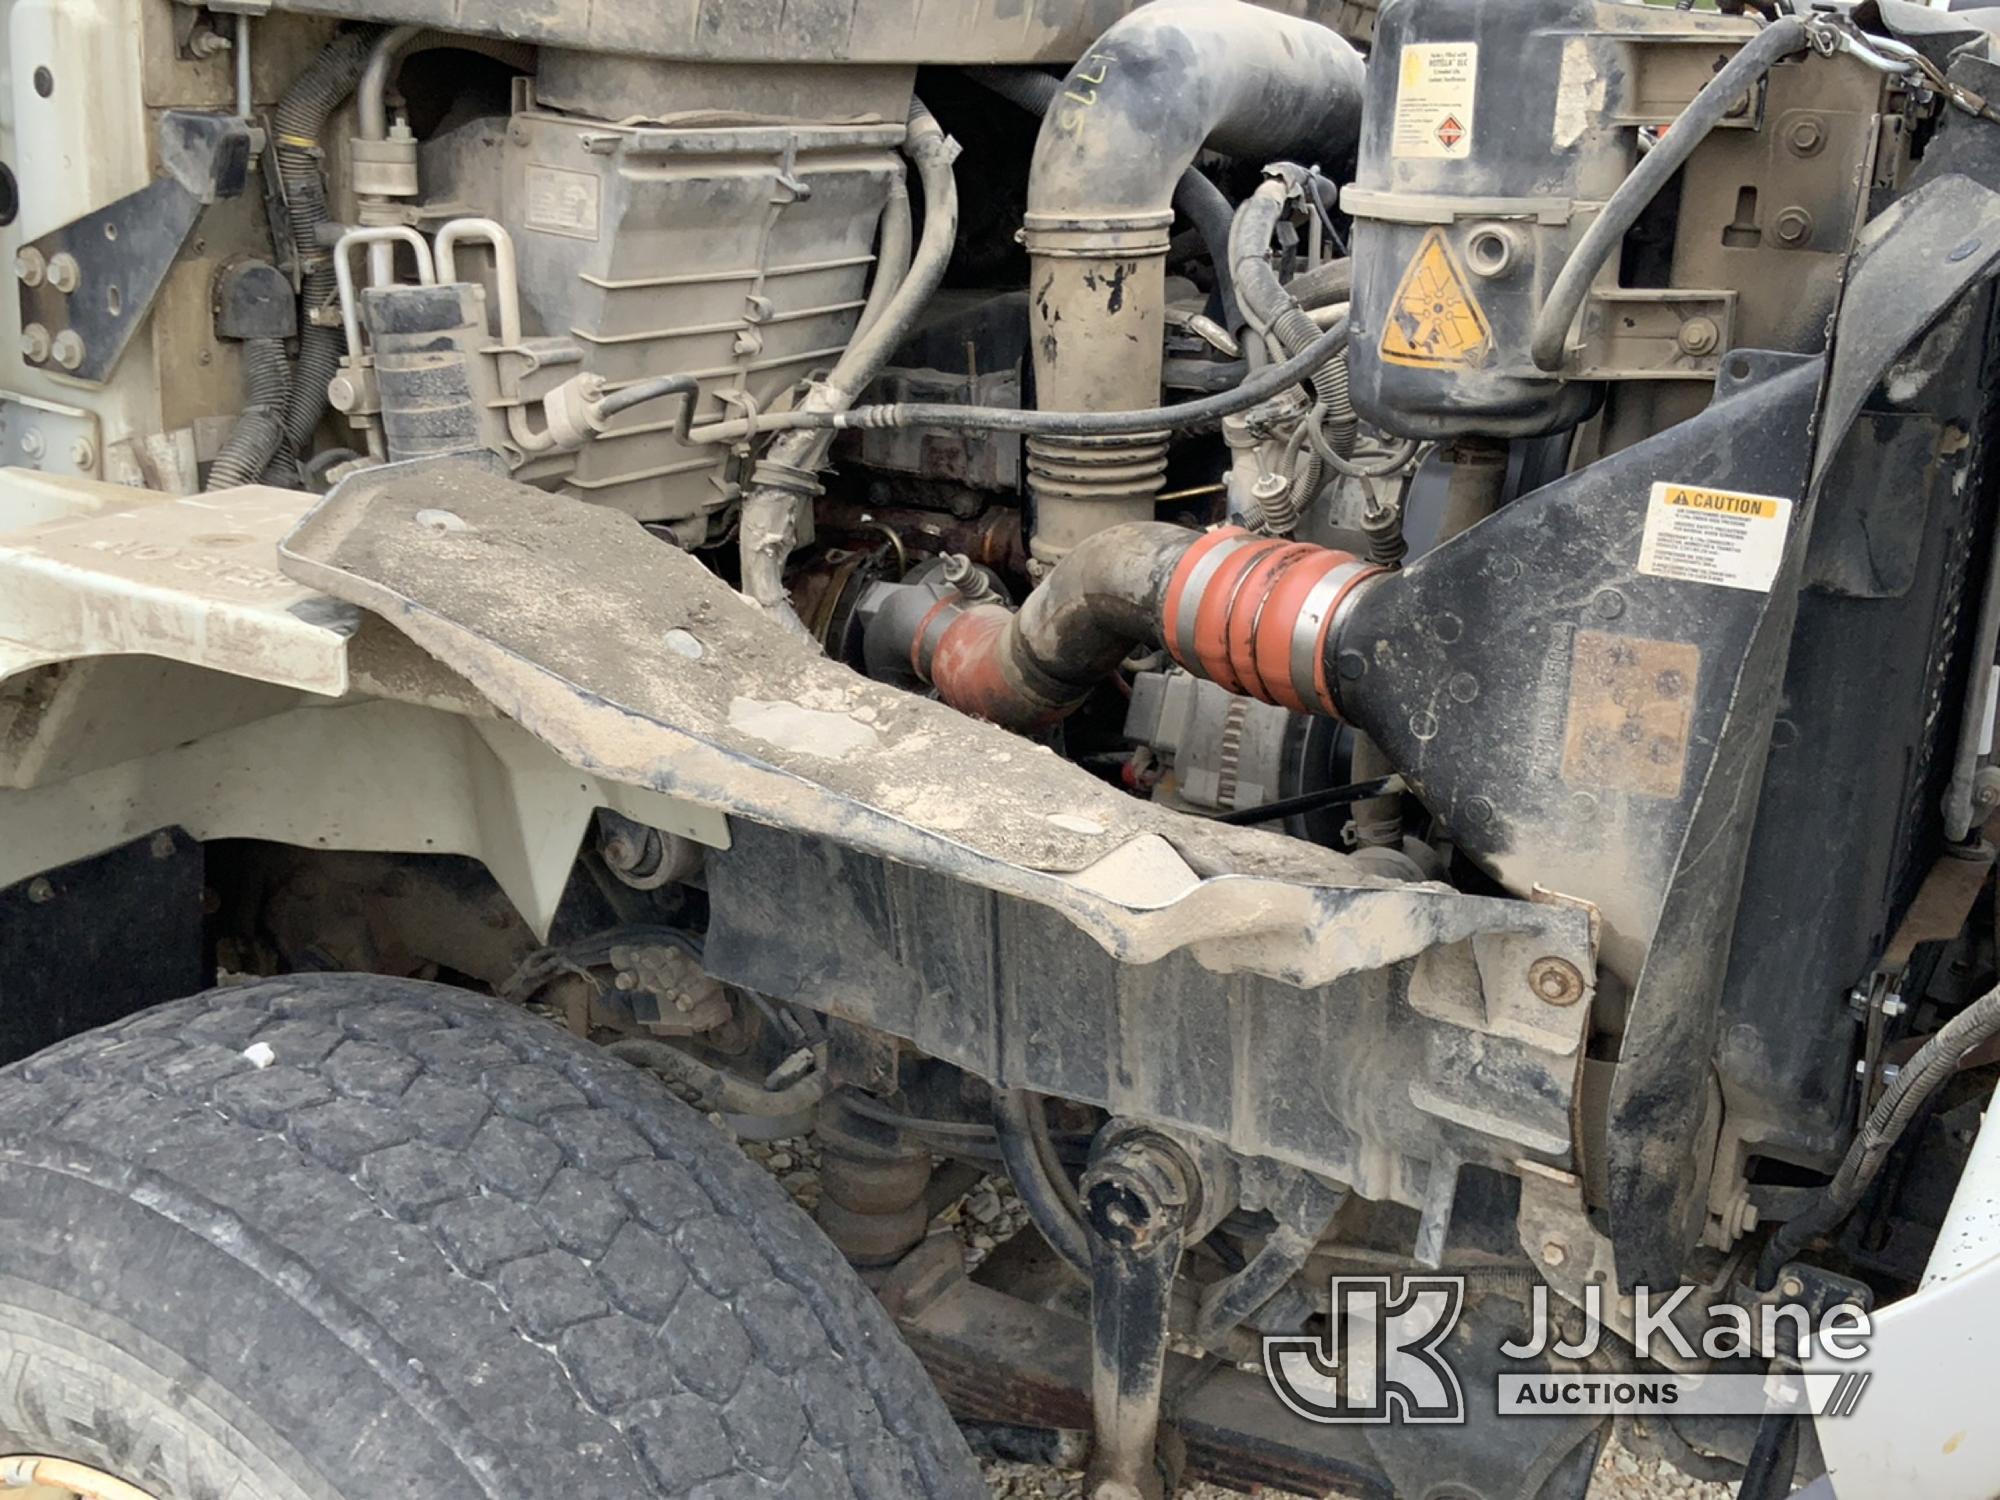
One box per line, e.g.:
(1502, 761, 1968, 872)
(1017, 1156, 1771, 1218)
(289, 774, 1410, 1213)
(1758, 981, 2000, 1285)
(992, 1088, 1093, 1275)
(1286, 256, 1352, 311)
(807, 314, 1349, 438)
(604, 1037, 825, 1120)
(962, 65, 1240, 330)
(597, 372, 700, 421)
(1232, 179, 1357, 458)
(1531, 16, 1808, 371)
(272, 28, 381, 457)
(1212, 774, 1401, 827)
(206, 337, 291, 490)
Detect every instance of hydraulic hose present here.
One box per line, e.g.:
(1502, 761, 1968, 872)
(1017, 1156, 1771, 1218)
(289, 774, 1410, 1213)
(272, 28, 382, 462)
(1531, 15, 1809, 371)
(993, 1089, 1093, 1275)
(811, 315, 1351, 438)
(737, 97, 957, 625)
(1758, 981, 2000, 1286)
(640, 315, 1351, 450)
(963, 65, 1240, 330)
(206, 337, 291, 490)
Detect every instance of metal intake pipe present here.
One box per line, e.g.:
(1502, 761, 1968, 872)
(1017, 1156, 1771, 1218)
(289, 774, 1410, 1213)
(1021, 0, 1365, 568)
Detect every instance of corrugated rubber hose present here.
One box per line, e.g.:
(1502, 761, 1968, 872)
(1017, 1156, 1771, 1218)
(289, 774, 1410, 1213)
(206, 337, 292, 490)
(269, 28, 382, 475)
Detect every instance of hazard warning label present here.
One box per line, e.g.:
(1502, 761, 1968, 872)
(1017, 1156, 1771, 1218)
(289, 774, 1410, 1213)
(1636, 482, 1793, 592)
(1379, 229, 1492, 368)
(1392, 42, 1478, 160)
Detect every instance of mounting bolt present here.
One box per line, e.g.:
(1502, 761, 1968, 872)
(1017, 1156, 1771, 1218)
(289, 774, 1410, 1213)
(45, 252, 80, 294)
(26, 878, 54, 904)
(1774, 208, 1814, 247)
(1677, 317, 1720, 357)
(149, 831, 177, 860)
(1780, 1275, 1805, 1299)
(1786, 116, 1826, 157)
(1528, 956, 1587, 1007)
(68, 435, 96, 470)
(1541, 1238, 1569, 1267)
(19, 323, 50, 364)
(14, 246, 45, 287)
(1882, 994, 1908, 1018)
(50, 330, 85, 370)
(18, 428, 44, 460)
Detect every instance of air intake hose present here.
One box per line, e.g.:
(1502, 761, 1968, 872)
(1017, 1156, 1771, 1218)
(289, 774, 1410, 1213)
(1020, 0, 1365, 568)
(886, 523, 1382, 734)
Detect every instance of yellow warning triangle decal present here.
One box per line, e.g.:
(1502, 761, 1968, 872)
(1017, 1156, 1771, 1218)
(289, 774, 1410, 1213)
(1379, 228, 1493, 369)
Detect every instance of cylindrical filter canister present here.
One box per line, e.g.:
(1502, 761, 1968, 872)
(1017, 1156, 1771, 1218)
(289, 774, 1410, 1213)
(1345, 0, 1640, 439)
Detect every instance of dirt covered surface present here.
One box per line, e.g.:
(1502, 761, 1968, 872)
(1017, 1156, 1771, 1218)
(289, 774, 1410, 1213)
(719, 1118, 1729, 1500)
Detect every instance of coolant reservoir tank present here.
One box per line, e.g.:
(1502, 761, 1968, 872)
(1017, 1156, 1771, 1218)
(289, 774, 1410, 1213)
(1345, 0, 1632, 439)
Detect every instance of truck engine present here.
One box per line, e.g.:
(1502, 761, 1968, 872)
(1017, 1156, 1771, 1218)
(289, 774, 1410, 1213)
(5, 0, 2000, 1496)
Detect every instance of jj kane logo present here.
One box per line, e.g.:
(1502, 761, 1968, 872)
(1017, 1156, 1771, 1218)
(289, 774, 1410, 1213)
(1263, 1279, 1872, 1425)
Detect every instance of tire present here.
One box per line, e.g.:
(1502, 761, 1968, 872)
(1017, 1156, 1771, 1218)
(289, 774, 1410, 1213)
(0, 973, 983, 1500)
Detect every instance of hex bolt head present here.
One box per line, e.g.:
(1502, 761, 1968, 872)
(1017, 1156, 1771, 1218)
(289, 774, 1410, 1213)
(1787, 117, 1826, 156)
(19, 323, 50, 363)
(14, 246, 46, 287)
(50, 330, 85, 370)
(46, 252, 80, 294)
(18, 428, 44, 459)
(1541, 1238, 1569, 1267)
(1678, 317, 1721, 357)
(1529, 956, 1587, 1006)
(68, 435, 96, 470)
(1774, 208, 1814, 246)
(26, 878, 54, 904)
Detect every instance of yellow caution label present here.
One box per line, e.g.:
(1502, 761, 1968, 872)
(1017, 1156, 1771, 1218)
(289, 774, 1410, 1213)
(1379, 229, 1492, 369)
(1658, 486, 1781, 520)
(1638, 481, 1793, 592)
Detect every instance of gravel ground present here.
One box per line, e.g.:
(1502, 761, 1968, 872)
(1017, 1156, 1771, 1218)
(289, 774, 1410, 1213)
(718, 1120, 1734, 1500)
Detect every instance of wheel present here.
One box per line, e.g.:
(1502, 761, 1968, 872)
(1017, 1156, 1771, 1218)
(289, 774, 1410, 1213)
(0, 973, 983, 1500)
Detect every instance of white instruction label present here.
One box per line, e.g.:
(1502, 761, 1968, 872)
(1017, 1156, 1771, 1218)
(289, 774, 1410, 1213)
(523, 164, 601, 241)
(1392, 43, 1478, 160)
(1637, 482, 1793, 592)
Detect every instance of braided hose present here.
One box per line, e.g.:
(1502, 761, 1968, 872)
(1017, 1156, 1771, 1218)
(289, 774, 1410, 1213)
(206, 337, 293, 490)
